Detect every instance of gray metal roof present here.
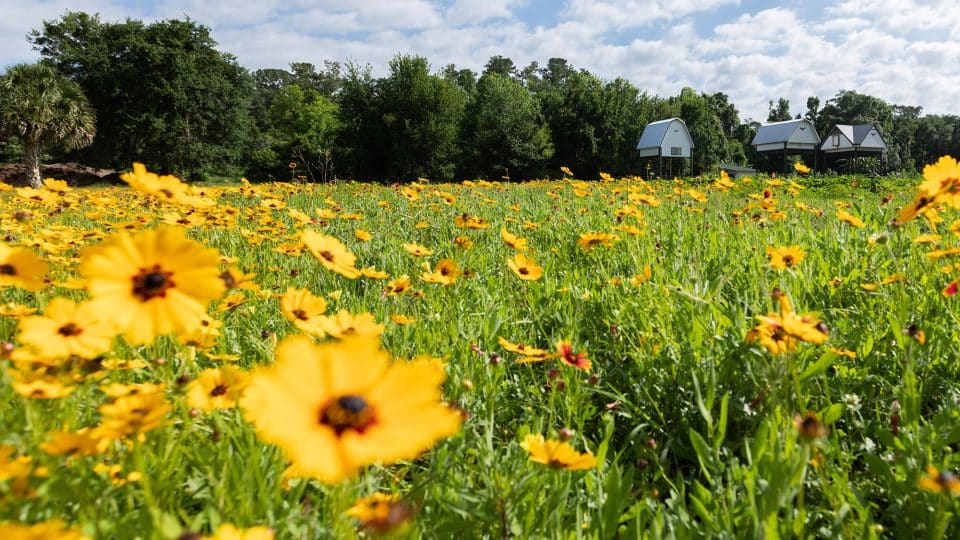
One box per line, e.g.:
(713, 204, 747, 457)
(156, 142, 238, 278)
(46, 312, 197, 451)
(825, 123, 886, 148)
(636, 118, 674, 150)
(852, 124, 878, 145)
(751, 119, 819, 146)
(636, 118, 694, 150)
(719, 163, 756, 173)
(836, 125, 854, 144)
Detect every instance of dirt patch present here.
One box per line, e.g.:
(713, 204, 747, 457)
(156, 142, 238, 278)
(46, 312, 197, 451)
(0, 163, 122, 187)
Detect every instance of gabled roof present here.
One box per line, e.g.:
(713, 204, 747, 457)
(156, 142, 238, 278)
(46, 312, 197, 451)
(835, 125, 854, 145)
(852, 124, 879, 145)
(823, 123, 887, 148)
(751, 119, 819, 146)
(636, 118, 694, 150)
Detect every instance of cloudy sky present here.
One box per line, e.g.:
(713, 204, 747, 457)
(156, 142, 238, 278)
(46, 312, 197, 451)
(3, 0, 959, 121)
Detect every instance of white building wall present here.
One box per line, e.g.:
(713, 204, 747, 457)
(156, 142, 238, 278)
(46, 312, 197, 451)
(660, 120, 692, 158)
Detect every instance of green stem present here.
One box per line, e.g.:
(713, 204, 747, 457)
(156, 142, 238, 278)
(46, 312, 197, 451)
(132, 440, 163, 535)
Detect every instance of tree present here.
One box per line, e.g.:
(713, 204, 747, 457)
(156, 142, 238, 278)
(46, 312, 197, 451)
(914, 115, 959, 165)
(267, 86, 339, 181)
(705, 92, 740, 138)
(440, 64, 477, 96)
(804, 96, 820, 123)
(767, 98, 792, 122)
(483, 56, 517, 79)
(0, 63, 95, 187)
(889, 105, 922, 170)
(335, 63, 388, 181)
(595, 78, 648, 175)
(538, 70, 603, 177)
(377, 55, 466, 181)
(289, 61, 341, 98)
(461, 73, 551, 179)
(30, 12, 254, 179)
(676, 88, 726, 174)
(537, 66, 662, 178)
(815, 90, 892, 137)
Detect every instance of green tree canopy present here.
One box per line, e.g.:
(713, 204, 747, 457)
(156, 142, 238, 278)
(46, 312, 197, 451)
(267, 86, 339, 182)
(675, 88, 727, 174)
(377, 55, 466, 181)
(767, 98, 792, 122)
(30, 12, 254, 180)
(0, 62, 95, 187)
(461, 72, 551, 179)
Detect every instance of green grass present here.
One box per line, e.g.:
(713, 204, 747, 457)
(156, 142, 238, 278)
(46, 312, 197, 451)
(0, 173, 958, 539)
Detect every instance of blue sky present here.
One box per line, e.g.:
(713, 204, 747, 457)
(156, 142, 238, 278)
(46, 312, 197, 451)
(3, 0, 959, 121)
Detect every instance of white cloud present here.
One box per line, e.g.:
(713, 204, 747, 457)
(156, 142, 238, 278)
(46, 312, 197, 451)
(445, 0, 521, 26)
(563, 0, 739, 29)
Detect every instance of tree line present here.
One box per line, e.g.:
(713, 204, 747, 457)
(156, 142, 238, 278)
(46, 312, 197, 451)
(1, 12, 958, 183)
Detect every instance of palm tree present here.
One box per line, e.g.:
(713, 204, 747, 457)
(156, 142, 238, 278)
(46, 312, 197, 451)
(0, 63, 96, 187)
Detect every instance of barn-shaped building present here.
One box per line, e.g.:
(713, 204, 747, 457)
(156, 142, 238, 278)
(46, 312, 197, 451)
(637, 118, 694, 158)
(820, 124, 886, 154)
(818, 123, 887, 173)
(751, 119, 820, 153)
(751, 119, 820, 173)
(636, 118, 693, 178)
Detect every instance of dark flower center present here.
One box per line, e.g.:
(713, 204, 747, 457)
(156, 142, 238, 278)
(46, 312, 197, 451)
(319, 250, 335, 262)
(771, 326, 787, 342)
(0, 264, 16, 276)
(58, 323, 83, 337)
(219, 270, 236, 289)
(132, 265, 175, 301)
(937, 471, 957, 488)
(292, 309, 309, 320)
(210, 384, 228, 397)
(320, 395, 376, 435)
(519, 267, 529, 275)
(783, 255, 794, 267)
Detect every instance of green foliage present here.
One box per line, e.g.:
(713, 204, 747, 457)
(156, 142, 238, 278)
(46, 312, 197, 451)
(263, 86, 339, 181)
(29, 12, 255, 180)
(4, 176, 960, 537)
(377, 55, 467, 181)
(461, 73, 552, 179)
(482, 55, 518, 79)
(536, 71, 653, 177)
(767, 97, 792, 122)
(0, 62, 95, 186)
(677, 88, 728, 174)
(9, 12, 958, 183)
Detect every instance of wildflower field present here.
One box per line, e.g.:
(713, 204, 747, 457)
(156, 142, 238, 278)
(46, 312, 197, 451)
(2, 160, 960, 539)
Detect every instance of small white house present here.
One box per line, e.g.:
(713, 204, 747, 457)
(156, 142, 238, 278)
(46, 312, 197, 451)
(751, 119, 820, 153)
(820, 124, 886, 154)
(636, 118, 694, 158)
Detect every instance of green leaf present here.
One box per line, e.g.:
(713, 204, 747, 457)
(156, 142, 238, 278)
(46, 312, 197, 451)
(799, 351, 836, 382)
(820, 403, 844, 425)
(689, 429, 715, 483)
(715, 393, 729, 451)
